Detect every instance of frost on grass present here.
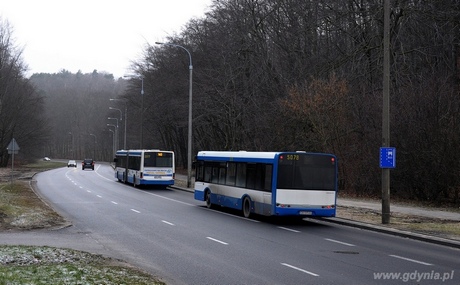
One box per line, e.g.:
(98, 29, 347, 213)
(0, 245, 98, 266)
(10, 211, 49, 228)
(0, 245, 162, 284)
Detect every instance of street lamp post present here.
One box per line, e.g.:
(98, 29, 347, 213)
(109, 100, 128, 149)
(68, 132, 74, 158)
(109, 108, 123, 148)
(123, 75, 144, 149)
(107, 114, 123, 149)
(108, 118, 119, 151)
(141, 78, 144, 149)
(155, 41, 193, 188)
(89, 133, 97, 160)
(108, 129, 115, 158)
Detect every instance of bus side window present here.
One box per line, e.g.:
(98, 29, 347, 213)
(204, 165, 212, 182)
(128, 156, 137, 170)
(254, 164, 264, 190)
(236, 163, 246, 188)
(226, 162, 236, 186)
(246, 164, 256, 189)
(219, 166, 226, 185)
(211, 166, 219, 183)
(195, 161, 204, 181)
(264, 164, 273, 192)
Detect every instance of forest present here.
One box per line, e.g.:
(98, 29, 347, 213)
(1, 0, 459, 205)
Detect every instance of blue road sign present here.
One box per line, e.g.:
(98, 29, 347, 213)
(380, 147, 396, 168)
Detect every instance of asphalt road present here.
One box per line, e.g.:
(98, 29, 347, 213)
(1, 164, 459, 284)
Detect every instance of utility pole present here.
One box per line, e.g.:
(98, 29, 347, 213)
(382, 0, 391, 224)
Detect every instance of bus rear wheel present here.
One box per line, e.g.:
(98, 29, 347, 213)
(242, 196, 252, 218)
(205, 191, 213, 209)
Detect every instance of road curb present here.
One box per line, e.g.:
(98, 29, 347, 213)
(29, 179, 73, 230)
(169, 185, 193, 193)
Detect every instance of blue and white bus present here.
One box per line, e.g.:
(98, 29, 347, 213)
(194, 151, 337, 218)
(114, 149, 175, 187)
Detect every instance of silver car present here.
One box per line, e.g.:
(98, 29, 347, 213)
(67, 160, 77, 168)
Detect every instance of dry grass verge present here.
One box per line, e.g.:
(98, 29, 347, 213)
(0, 161, 165, 284)
(336, 205, 460, 241)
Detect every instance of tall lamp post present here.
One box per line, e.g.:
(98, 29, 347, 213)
(110, 99, 128, 149)
(108, 113, 121, 150)
(108, 129, 115, 157)
(89, 133, 97, 160)
(107, 119, 118, 152)
(68, 132, 74, 158)
(124, 75, 144, 149)
(155, 41, 193, 188)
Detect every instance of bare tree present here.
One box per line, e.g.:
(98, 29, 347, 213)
(128, 0, 460, 204)
(0, 18, 49, 166)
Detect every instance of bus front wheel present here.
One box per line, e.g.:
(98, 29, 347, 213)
(242, 196, 252, 218)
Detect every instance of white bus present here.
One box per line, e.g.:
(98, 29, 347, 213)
(194, 151, 337, 218)
(114, 149, 175, 187)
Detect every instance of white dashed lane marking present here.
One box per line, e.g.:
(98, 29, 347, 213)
(281, 263, 319, 277)
(206, 237, 228, 245)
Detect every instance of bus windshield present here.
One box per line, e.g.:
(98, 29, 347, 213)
(277, 154, 336, 190)
(144, 152, 173, 167)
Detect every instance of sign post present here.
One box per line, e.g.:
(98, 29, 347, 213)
(7, 138, 20, 184)
(380, 146, 395, 225)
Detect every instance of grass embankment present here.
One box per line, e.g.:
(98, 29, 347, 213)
(0, 160, 165, 285)
(0, 245, 162, 285)
(337, 205, 460, 240)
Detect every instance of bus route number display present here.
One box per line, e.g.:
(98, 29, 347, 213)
(286, 154, 300, 161)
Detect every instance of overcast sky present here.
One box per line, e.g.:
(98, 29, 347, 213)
(1, 0, 212, 78)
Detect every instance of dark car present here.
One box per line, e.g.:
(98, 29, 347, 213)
(82, 159, 95, 170)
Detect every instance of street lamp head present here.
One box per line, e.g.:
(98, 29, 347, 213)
(109, 107, 123, 121)
(123, 74, 143, 79)
(110, 98, 128, 102)
(155, 42, 164, 45)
